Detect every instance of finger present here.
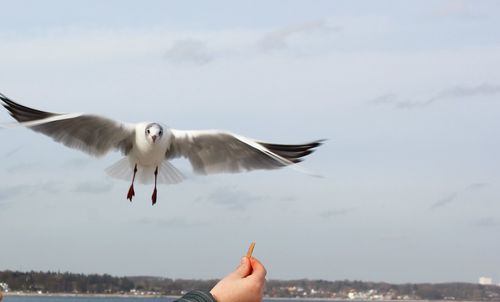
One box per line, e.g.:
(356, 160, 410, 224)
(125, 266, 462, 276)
(232, 256, 252, 278)
(248, 257, 267, 281)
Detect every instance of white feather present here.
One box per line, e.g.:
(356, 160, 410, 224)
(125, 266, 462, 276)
(105, 157, 184, 185)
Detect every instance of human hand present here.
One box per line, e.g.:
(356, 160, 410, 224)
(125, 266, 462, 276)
(210, 257, 266, 302)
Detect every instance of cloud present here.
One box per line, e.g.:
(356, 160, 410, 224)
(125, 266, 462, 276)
(161, 20, 341, 65)
(3, 146, 23, 158)
(465, 182, 488, 190)
(378, 235, 407, 241)
(0, 182, 61, 201)
(6, 162, 43, 173)
(432, 0, 483, 19)
(320, 207, 356, 218)
(0, 186, 22, 200)
(1, 22, 341, 71)
(430, 192, 459, 209)
(0, 184, 34, 210)
(437, 83, 500, 98)
(471, 217, 500, 228)
(133, 217, 207, 229)
(62, 157, 91, 169)
(73, 180, 113, 194)
(164, 39, 214, 65)
(162, 21, 341, 65)
(393, 98, 435, 110)
(279, 196, 298, 202)
(370, 83, 500, 109)
(430, 182, 488, 210)
(259, 20, 341, 52)
(198, 185, 264, 210)
(0, 192, 9, 202)
(369, 94, 399, 105)
(37, 182, 61, 194)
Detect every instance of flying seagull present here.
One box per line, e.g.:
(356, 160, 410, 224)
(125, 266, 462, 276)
(0, 93, 323, 205)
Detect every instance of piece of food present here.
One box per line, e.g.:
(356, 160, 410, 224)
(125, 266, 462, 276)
(246, 242, 256, 258)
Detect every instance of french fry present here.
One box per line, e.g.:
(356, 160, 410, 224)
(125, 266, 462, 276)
(246, 242, 256, 258)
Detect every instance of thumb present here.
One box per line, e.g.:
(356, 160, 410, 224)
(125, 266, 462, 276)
(232, 257, 252, 278)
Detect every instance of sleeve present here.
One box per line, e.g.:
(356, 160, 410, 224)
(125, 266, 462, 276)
(174, 290, 217, 302)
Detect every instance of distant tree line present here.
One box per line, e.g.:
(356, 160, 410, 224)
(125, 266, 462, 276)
(1, 270, 500, 300)
(0, 271, 134, 294)
(265, 279, 500, 300)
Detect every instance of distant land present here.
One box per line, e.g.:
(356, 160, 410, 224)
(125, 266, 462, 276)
(1, 270, 500, 300)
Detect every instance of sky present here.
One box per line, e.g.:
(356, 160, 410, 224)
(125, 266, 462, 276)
(0, 0, 499, 284)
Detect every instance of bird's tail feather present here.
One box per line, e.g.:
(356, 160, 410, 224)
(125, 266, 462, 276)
(105, 158, 185, 185)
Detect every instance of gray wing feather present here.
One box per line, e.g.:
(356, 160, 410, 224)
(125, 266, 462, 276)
(1, 93, 135, 157)
(166, 129, 322, 175)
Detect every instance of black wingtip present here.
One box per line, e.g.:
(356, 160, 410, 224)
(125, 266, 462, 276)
(0, 93, 56, 122)
(0, 93, 13, 111)
(0, 92, 9, 105)
(308, 139, 327, 150)
(314, 139, 327, 145)
(259, 139, 324, 163)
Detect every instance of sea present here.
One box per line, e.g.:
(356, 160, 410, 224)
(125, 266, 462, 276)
(2, 297, 342, 302)
(4, 298, 171, 302)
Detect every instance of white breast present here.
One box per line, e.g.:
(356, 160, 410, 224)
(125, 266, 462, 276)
(128, 123, 170, 167)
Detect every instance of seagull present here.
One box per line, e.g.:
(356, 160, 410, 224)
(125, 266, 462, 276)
(0, 93, 323, 205)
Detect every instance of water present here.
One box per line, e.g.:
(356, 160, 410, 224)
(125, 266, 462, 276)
(2, 296, 333, 302)
(3, 297, 172, 302)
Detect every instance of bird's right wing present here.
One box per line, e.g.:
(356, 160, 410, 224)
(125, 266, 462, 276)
(1, 93, 135, 157)
(166, 129, 322, 175)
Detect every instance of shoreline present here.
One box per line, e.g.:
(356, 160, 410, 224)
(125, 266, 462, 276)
(4, 292, 170, 298)
(2, 292, 477, 302)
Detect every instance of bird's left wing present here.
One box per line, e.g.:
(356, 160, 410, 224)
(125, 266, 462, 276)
(166, 129, 322, 175)
(1, 93, 135, 157)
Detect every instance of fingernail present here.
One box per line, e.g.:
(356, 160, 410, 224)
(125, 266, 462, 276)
(240, 257, 247, 265)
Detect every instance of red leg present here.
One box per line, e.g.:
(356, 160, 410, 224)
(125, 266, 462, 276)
(152, 166, 158, 205)
(127, 164, 138, 202)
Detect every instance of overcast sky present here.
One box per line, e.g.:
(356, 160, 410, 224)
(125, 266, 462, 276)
(1, 0, 499, 284)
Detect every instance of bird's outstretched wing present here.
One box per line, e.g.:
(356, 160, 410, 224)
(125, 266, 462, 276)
(166, 129, 322, 175)
(0, 93, 135, 157)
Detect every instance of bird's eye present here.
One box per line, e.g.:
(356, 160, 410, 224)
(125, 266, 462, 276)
(159, 131, 163, 135)
(146, 129, 150, 134)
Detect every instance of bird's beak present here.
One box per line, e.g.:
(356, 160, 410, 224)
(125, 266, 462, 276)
(152, 135, 157, 143)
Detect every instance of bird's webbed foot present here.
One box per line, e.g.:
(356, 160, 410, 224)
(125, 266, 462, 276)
(127, 184, 135, 202)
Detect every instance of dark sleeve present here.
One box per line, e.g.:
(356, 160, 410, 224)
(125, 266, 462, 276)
(174, 290, 217, 302)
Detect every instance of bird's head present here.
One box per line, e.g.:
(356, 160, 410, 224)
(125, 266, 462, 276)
(145, 123, 164, 144)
